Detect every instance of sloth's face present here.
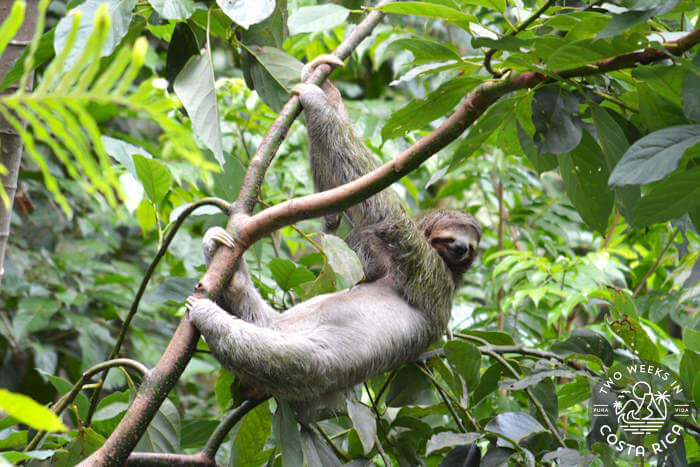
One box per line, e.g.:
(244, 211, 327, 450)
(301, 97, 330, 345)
(419, 210, 481, 275)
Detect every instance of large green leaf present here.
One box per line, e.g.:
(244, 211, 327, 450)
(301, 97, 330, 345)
(347, 398, 376, 455)
(484, 412, 546, 448)
(241, 45, 303, 112)
(376, 2, 476, 29)
(133, 154, 173, 205)
(135, 398, 180, 453)
(288, 4, 348, 35)
(382, 77, 477, 141)
(232, 402, 272, 467)
(148, 0, 196, 20)
(268, 258, 315, 292)
(451, 94, 521, 166)
(217, 0, 275, 29)
(532, 86, 582, 155)
(444, 340, 481, 392)
(0, 389, 66, 432)
(173, 52, 224, 165)
(558, 130, 613, 234)
(273, 400, 303, 467)
(54, 0, 137, 69)
(609, 125, 700, 187)
(631, 166, 700, 227)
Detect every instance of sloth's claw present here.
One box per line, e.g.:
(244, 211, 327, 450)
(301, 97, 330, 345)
(204, 226, 235, 249)
(301, 54, 345, 82)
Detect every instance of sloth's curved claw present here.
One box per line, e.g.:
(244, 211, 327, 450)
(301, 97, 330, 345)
(204, 226, 235, 249)
(301, 54, 345, 82)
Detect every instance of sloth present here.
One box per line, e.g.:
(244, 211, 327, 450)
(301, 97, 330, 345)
(187, 55, 481, 419)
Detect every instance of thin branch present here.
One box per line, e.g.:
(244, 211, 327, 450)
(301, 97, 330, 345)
(633, 227, 680, 297)
(125, 453, 215, 466)
(601, 211, 620, 250)
(202, 398, 266, 459)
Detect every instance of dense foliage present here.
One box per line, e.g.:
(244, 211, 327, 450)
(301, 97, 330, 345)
(0, 0, 698, 465)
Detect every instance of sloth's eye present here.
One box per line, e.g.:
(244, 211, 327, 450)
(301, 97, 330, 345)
(431, 236, 454, 245)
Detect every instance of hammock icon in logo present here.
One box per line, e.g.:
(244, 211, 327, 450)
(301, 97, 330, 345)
(614, 381, 669, 435)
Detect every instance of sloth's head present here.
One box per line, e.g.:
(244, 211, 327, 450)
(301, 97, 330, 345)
(417, 209, 481, 278)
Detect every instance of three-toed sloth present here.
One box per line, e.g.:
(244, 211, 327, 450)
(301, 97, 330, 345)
(187, 55, 481, 419)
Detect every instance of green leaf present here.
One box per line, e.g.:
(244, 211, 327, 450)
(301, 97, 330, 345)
(144, 277, 197, 304)
(596, 0, 679, 39)
(102, 135, 154, 179)
(54, 0, 137, 69)
(217, 0, 274, 29)
(148, 0, 196, 20)
(551, 329, 614, 367)
(300, 426, 341, 467)
(426, 432, 482, 456)
(0, 28, 55, 92)
(133, 154, 172, 204)
(631, 166, 700, 227)
(610, 316, 659, 361)
(680, 350, 700, 395)
(0, 1, 24, 58)
(683, 328, 700, 353)
(165, 23, 200, 84)
(180, 419, 219, 450)
(558, 130, 613, 234)
(692, 373, 700, 408)
(347, 398, 376, 455)
(558, 377, 590, 410)
(608, 125, 700, 187)
(376, 2, 476, 28)
(385, 37, 463, 65)
(135, 398, 180, 453)
(451, 94, 521, 166)
(268, 258, 315, 292)
(517, 121, 557, 174)
(484, 412, 546, 448)
(319, 233, 363, 288)
(0, 389, 66, 432)
(458, 330, 514, 346)
(241, 45, 303, 112)
(444, 340, 481, 392)
(288, 4, 348, 35)
(273, 400, 303, 467)
(637, 84, 688, 132)
(383, 77, 477, 141)
(232, 402, 272, 466)
(173, 52, 224, 165)
(532, 86, 582, 155)
(386, 366, 436, 407)
(215, 369, 235, 411)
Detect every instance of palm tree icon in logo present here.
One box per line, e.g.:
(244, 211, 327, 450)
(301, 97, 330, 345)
(614, 381, 669, 434)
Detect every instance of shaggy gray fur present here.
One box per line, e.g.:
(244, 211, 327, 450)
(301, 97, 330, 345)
(188, 58, 481, 420)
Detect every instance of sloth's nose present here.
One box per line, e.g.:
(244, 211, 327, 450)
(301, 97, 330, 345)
(450, 242, 468, 258)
